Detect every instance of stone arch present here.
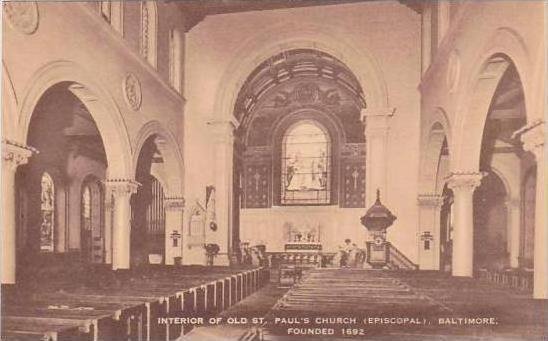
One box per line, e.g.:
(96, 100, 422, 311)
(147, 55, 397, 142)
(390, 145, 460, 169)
(420, 108, 451, 194)
(17, 60, 132, 180)
(452, 27, 532, 171)
(133, 120, 184, 197)
(2, 61, 18, 141)
(214, 22, 389, 124)
(488, 166, 512, 200)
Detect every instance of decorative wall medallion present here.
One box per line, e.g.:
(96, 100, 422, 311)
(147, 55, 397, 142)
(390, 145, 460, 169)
(123, 73, 142, 111)
(4, 2, 39, 35)
(446, 50, 461, 93)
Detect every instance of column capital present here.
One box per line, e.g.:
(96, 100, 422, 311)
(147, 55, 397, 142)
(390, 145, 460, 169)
(505, 197, 521, 209)
(513, 119, 544, 157)
(446, 172, 484, 192)
(104, 179, 140, 197)
(207, 117, 239, 144)
(360, 107, 396, 121)
(2, 140, 36, 171)
(165, 197, 185, 211)
(361, 107, 396, 134)
(417, 193, 444, 207)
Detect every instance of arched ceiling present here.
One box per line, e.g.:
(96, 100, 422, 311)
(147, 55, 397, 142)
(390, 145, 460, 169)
(234, 49, 366, 146)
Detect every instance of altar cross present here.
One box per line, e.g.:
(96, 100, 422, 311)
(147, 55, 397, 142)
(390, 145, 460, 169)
(351, 168, 359, 190)
(253, 171, 261, 191)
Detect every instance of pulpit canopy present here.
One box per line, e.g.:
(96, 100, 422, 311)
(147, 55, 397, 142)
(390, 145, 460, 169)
(360, 189, 397, 231)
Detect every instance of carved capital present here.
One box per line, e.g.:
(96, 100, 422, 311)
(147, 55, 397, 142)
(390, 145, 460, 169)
(514, 120, 545, 158)
(165, 197, 185, 211)
(446, 172, 484, 193)
(361, 107, 396, 134)
(207, 118, 238, 144)
(2, 140, 35, 171)
(104, 179, 140, 197)
(417, 193, 444, 207)
(505, 198, 521, 209)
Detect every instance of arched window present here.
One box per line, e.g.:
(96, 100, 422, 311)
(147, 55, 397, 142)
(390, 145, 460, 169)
(40, 172, 55, 252)
(281, 120, 331, 205)
(169, 28, 183, 93)
(141, 1, 158, 68)
(82, 185, 91, 232)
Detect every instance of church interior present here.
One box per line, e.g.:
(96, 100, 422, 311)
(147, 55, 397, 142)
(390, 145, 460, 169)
(1, 1, 546, 340)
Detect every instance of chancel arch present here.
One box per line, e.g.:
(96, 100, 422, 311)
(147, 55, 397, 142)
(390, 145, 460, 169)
(214, 25, 389, 125)
(233, 48, 367, 257)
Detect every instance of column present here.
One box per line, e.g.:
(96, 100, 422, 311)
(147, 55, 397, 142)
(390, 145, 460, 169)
(447, 172, 483, 277)
(208, 118, 238, 265)
(417, 194, 444, 270)
(361, 108, 395, 207)
(105, 179, 139, 270)
(164, 197, 185, 265)
(505, 198, 521, 268)
(2, 140, 33, 284)
(518, 120, 546, 299)
(103, 186, 114, 264)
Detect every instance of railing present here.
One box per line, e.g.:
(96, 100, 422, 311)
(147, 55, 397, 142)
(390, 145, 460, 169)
(476, 268, 533, 292)
(386, 242, 418, 270)
(267, 252, 336, 269)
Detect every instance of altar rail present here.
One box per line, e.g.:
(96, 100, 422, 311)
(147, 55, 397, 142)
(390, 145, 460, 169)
(268, 252, 336, 269)
(476, 268, 533, 292)
(1, 267, 270, 341)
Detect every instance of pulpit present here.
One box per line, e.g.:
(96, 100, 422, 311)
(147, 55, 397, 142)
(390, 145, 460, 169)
(361, 190, 397, 269)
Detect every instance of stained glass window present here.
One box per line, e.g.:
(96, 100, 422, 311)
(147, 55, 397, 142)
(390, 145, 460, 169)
(281, 121, 331, 204)
(40, 172, 55, 252)
(82, 185, 91, 232)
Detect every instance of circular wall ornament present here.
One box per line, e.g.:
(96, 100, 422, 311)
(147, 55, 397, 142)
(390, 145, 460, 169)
(446, 50, 461, 93)
(123, 73, 142, 111)
(4, 2, 39, 35)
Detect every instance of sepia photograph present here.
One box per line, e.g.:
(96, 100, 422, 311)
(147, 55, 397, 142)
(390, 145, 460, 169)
(0, 0, 546, 340)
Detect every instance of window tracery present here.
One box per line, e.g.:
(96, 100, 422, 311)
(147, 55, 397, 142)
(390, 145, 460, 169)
(281, 121, 331, 205)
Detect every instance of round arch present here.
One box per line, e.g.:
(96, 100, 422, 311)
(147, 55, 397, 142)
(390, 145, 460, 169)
(17, 60, 132, 180)
(420, 108, 451, 194)
(133, 120, 184, 197)
(214, 22, 389, 124)
(452, 27, 533, 171)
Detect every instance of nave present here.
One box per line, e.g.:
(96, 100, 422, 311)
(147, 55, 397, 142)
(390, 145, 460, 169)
(182, 269, 546, 340)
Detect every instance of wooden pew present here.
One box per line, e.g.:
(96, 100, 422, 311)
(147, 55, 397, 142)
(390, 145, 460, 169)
(2, 316, 93, 341)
